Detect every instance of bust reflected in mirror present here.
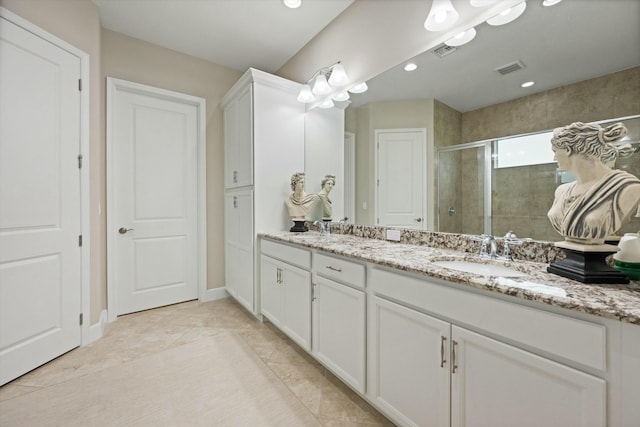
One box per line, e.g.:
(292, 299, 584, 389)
(547, 122, 640, 245)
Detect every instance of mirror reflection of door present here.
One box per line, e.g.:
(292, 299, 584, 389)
(344, 132, 356, 223)
(375, 129, 426, 230)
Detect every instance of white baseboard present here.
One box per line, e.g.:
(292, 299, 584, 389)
(85, 309, 108, 345)
(201, 287, 229, 302)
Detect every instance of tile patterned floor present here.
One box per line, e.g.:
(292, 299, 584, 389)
(0, 298, 395, 426)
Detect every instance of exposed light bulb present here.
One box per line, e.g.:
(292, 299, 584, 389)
(318, 99, 334, 109)
(311, 74, 331, 95)
(333, 91, 350, 102)
(349, 82, 368, 94)
(328, 63, 349, 86)
(444, 27, 476, 47)
(297, 84, 315, 103)
(283, 0, 301, 9)
(424, 0, 459, 31)
(486, 1, 526, 26)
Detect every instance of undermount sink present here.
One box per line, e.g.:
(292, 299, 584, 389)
(431, 259, 527, 278)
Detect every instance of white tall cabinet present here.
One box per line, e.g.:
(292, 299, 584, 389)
(222, 68, 305, 315)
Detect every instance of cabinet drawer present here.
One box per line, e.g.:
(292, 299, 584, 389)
(313, 253, 365, 289)
(261, 239, 310, 270)
(371, 267, 606, 372)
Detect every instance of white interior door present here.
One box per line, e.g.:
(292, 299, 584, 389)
(376, 129, 427, 229)
(0, 16, 81, 385)
(344, 132, 356, 223)
(108, 79, 200, 316)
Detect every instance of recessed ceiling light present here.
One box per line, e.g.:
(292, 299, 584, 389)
(542, 0, 562, 6)
(283, 0, 301, 9)
(521, 81, 535, 88)
(404, 63, 418, 71)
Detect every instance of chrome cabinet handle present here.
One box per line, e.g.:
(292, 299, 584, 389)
(233, 196, 238, 208)
(325, 266, 342, 272)
(452, 340, 458, 374)
(118, 227, 134, 234)
(233, 170, 238, 183)
(276, 268, 282, 284)
(440, 336, 447, 368)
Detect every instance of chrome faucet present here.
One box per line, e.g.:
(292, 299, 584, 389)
(313, 220, 330, 236)
(479, 235, 499, 259)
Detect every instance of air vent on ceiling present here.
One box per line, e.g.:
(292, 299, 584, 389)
(432, 44, 457, 58)
(495, 60, 526, 75)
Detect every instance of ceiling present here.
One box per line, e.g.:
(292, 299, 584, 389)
(92, 0, 354, 73)
(92, 0, 638, 112)
(350, 0, 640, 112)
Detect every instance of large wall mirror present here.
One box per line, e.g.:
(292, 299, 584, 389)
(333, 0, 639, 242)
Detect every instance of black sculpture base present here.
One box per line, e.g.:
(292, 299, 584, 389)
(290, 220, 308, 232)
(548, 245, 629, 284)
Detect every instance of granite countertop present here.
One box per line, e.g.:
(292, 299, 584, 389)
(261, 232, 640, 325)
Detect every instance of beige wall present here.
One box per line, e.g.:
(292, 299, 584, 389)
(461, 66, 640, 143)
(101, 30, 242, 305)
(1, 0, 241, 324)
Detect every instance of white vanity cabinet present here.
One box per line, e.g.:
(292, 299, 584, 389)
(222, 69, 304, 315)
(369, 267, 606, 427)
(260, 239, 312, 351)
(312, 253, 366, 393)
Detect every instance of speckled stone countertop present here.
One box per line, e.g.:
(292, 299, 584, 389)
(261, 232, 640, 325)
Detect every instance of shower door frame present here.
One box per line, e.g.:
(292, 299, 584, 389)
(436, 141, 492, 235)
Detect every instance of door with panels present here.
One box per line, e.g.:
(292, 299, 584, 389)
(0, 14, 82, 385)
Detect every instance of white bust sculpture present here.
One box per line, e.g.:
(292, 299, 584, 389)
(547, 122, 640, 245)
(285, 172, 317, 221)
(317, 174, 335, 220)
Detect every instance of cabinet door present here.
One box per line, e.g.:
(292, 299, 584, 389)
(224, 85, 253, 189)
(371, 296, 450, 427)
(224, 190, 253, 312)
(313, 276, 366, 393)
(235, 191, 254, 311)
(260, 255, 283, 327)
(281, 263, 312, 352)
(451, 326, 605, 427)
(224, 194, 239, 298)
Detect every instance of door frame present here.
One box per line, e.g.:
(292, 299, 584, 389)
(374, 128, 428, 230)
(0, 7, 92, 345)
(106, 77, 207, 322)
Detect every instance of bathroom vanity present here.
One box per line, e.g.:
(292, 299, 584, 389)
(259, 231, 640, 427)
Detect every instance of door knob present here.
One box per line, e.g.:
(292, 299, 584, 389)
(415, 218, 423, 222)
(118, 227, 134, 234)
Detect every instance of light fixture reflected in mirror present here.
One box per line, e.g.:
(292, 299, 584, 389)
(486, 1, 526, 26)
(470, 0, 498, 6)
(282, 0, 301, 9)
(349, 82, 368, 93)
(542, 0, 562, 6)
(424, 0, 459, 31)
(296, 62, 367, 108)
(445, 27, 477, 47)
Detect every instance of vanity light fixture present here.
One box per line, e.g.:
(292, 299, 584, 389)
(444, 27, 477, 47)
(424, 0, 459, 31)
(296, 61, 367, 107)
(283, 0, 301, 9)
(470, 0, 499, 6)
(404, 62, 418, 71)
(542, 0, 562, 6)
(521, 81, 535, 88)
(349, 82, 368, 93)
(486, 1, 526, 26)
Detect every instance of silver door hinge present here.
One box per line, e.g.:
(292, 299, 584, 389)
(78, 79, 82, 91)
(78, 235, 83, 247)
(78, 154, 83, 169)
(79, 313, 84, 325)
